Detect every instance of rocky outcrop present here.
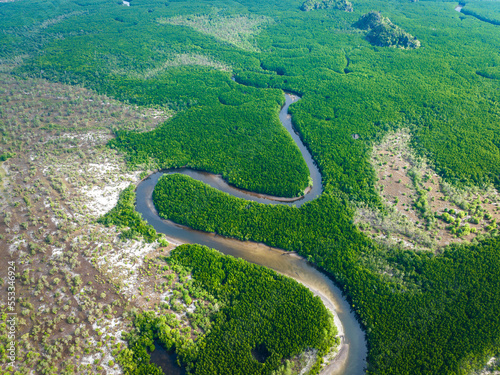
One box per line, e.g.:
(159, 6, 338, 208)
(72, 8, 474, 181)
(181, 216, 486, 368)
(354, 11, 421, 49)
(300, 0, 353, 12)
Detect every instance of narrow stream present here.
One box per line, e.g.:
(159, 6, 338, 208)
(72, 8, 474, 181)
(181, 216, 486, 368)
(136, 93, 367, 374)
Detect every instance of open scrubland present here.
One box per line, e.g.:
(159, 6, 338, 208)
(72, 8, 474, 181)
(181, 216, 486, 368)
(0, 70, 338, 374)
(0, 67, 337, 374)
(356, 129, 500, 250)
(2, 0, 500, 374)
(0, 72, 175, 373)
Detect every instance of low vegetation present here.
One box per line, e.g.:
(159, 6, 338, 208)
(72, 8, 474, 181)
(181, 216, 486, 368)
(158, 12, 273, 52)
(357, 130, 500, 250)
(0, 72, 171, 374)
(98, 185, 161, 243)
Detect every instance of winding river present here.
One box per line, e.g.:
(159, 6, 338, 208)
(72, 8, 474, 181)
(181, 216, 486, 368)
(135, 93, 367, 374)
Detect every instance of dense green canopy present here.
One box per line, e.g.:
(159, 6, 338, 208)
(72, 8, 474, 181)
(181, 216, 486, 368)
(3, 0, 500, 372)
(118, 245, 337, 375)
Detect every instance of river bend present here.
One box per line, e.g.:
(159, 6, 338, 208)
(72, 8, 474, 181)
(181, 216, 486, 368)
(135, 93, 367, 374)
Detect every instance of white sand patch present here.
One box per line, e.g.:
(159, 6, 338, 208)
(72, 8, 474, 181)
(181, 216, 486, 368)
(160, 292, 197, 319)
(80, 336, 99, 365)
(1, 162, 9, 175)
(86, 162, 119, 174)
(51, 247, 64, 258)
(73, 293, 83, 306)
(95, 239, 158, 298)
(59, 131, 112, 146)
(477, 356, 500, 375)
(51, 216, 60, 227)
(0, 162, 9, 191)
(77, 158, 140, 218)
(80, 177, 137, 217)
(299, 348, 319, 375)
(172, 310, 187, 320)
(161, 291, 173, 302)
(9, 238, 25, 254)
(90, 318, 126, 374)
(186, 303, 196, 313)
(93, 318, 126, 341)
(100, 352, 123, 374)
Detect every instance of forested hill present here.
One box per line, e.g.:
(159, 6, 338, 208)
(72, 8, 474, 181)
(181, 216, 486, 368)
(300, 0, 353, 12)
(354, 11, 421, 49)
(2, 0, 500, 373)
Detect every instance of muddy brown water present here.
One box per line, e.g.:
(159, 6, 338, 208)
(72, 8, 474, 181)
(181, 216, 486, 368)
(136, 93, 367, 374)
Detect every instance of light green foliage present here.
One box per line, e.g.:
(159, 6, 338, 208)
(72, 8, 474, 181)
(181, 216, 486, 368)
(97, 185, 159, 243)
(486, 219, 497, 232)
(441, 212, 454, 224)
(158, 12, 272, 52)
(407, 169, 436, 228)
